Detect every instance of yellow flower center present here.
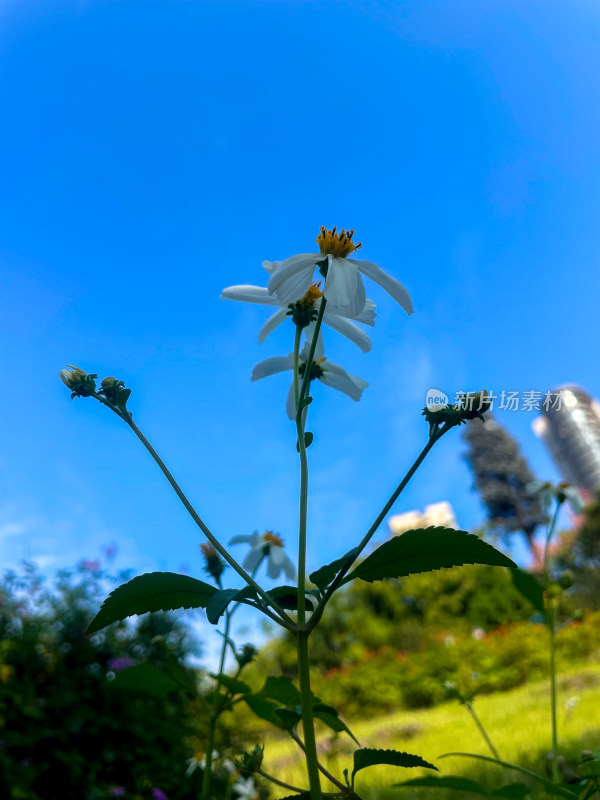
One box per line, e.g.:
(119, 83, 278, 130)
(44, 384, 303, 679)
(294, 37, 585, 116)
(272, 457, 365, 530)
(316, 226, 362, 258)
(262, 531, 284, 547)
(299, 282, 323, 307)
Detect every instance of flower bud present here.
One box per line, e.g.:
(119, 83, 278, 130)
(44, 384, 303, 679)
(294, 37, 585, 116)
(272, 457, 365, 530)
(559, 570, 574, 590)
(60, 365, 97, 397)
(200, 542, 226, 584)
(234, 744, 264, 777)
(235, 643, 258, 668)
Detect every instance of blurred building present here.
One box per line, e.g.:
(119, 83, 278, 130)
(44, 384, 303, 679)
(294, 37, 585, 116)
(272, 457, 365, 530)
(389, 501, 458, 536)
(532, 384, 600, 493)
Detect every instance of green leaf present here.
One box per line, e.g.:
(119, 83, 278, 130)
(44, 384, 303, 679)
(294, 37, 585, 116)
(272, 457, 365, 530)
(260, 675, 301, 705)
(87, 572, 218, 634)
(353, 748, 437, 777)
(296, 431, 314, 451)
(274, 794, 312, 800)
(313, 708, 359, 744)
(441, 753, 579, 798)
(109, 664, 178, 696)
(511, 568, 545, 615)
(343, 528, 516, 585)
(273, 707, 302, 729)
(309, 547, 360, 590)
(209, 673, 252, 695)
(300, 396, 313, 410)
(206, 586, 257, 624)
(267, 585, 318, 611)
(243, 694, 285, 728)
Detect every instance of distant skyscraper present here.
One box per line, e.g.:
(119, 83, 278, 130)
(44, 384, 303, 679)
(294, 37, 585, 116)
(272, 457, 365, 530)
(532, 385, 600, 492)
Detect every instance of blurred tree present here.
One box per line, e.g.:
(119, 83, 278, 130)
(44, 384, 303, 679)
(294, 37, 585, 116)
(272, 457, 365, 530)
(0, 560, 207, 800)
(463, 416, 546, 558)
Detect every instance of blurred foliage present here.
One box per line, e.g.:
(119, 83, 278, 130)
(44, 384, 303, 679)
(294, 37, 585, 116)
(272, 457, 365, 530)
(249, 565, 600, 719)
(561, 488, 600, 610)
(0, 558, 210, 800)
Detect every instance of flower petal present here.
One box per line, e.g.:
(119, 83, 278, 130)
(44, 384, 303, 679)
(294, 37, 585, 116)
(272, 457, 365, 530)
(286, 381, 297, 420)
(243, 547, 265, 573)
(251, 355, 294, 382)
(258, 308, 289, 343)
(320, 362, 368, 401)
(221, 285, 278, 306)
(323, 256, 367, 317)
(229, 534, 253, 545)
(267, 253, 320, 302)
(282, 555, 297, 582)
(349, 258, 413, 315)
(322, 312, 372, 353)
(303, 322, 325, 359)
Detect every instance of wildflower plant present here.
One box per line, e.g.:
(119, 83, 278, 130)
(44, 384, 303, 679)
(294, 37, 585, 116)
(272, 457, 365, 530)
(62, 226, 520, 800)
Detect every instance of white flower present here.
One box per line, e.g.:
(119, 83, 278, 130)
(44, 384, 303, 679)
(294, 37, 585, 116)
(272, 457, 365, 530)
(251, 342, 368, 419)
(266, 226, 413, 318)
(221, 281, 376, 353)
(232, 776, 259, 800)
(186, 749, 219, 777)
(229, 531, 296, 582)
(527, 480, 586, 514)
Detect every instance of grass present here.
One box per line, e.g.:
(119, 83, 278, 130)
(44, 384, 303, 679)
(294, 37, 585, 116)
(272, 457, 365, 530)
(260, 662, 600, 798)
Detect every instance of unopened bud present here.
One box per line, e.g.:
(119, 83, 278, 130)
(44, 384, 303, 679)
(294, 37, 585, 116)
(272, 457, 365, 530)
(200, 542, 225, 583)
(235, 643, 258, 668)
(60, 365, 97, 397)
(559, 570, 574, 590)
(234, 744, 264, 777)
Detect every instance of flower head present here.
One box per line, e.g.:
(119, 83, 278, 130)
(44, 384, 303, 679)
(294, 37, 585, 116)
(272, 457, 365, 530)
(60, 365, 98, 397)
(222, 272, 376, 353)
(251, 343, 368, 419)
(229, 531, 296, 581)
(265, 225, 413, 318)
(527, 480, 585, 514)
(232, 775, 259, 800)
(200, 542, 226, 584)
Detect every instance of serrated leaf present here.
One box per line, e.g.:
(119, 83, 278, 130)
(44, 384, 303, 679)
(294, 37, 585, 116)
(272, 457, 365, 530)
(353, 748, 437, 777)
(511, 568, 545, 615)
(275, 795, 312, 800)
(206, 586, 257, 624)
(87, 572, 218, 634)
(309, 547, 360, 590)
(260, 675, 301, 705)
(343, 528, 516, 585)
(273, 707, 302, 729)
(209, 673, 252, 695)
(313, 709, 360, 744)
(109, 664, 178, 696)
(243, 694, 286, 729)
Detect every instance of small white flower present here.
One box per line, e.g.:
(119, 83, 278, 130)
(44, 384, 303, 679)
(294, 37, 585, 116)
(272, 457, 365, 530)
(266, 226, 413, 318)
(221, 280, 376, 353)
(527, 480, 586, 514)
(229, 531, 296, 582)
(232, 775, 259, 800)
(186, 749, 219, 777)
(251, 342, 368, 419)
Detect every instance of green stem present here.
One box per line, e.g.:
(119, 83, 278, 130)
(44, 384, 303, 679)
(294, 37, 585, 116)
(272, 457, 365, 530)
(297, 298, 327, 415)
(258, 769, 306, 793)
(201, 610, 232, 800)
(312, 426, 450, 624)
(290, 731, 362, 798)
(297, 631, 322, 798)
(293, 325, 302, 410)
(122, 415, 293, 628)
(465, 702, 501, 762)
(543, 500, 562, 785)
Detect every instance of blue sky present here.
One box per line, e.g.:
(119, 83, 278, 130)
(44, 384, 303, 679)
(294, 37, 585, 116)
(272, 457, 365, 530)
(1, 0, 599, 656)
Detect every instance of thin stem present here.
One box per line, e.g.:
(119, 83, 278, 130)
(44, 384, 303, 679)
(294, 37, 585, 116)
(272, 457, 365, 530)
(297, 630, 322, 799)
(543, 500, 562, 785)
(465, 702, 501, 761)
(293, 325, 302, 410)
(123, 415, 293, 627)
(258, 769, 306, 793)
(297, 298, 327, 414)
(290, 731, 361, 800)
(313, 426, 450, 624)
(201, 609, 232, 800)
